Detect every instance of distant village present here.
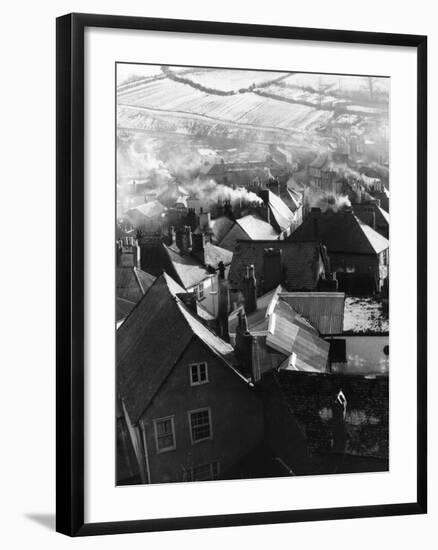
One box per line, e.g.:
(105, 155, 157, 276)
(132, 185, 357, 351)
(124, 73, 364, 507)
(116, 135, 390, 485)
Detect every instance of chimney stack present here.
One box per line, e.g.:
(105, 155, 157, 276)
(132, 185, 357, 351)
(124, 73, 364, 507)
(176, 225, 193, 254)
(117, 237, 140, 267)
(192, 232, 205, 253)
(242, 264, 257, 314)
(217, 276, 230, 342)
(234, 310, 254, 378)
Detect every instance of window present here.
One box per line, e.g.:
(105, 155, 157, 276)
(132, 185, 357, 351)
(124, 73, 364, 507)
(189, 362, 208, 386)
(197, 282, 204, 300)
(153, 416, 176, 453)
(189, 408, 212, 443)
(187, 461, 219, 481)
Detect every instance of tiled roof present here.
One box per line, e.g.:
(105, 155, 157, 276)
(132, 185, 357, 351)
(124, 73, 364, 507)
(229, 240, 325, 293)
(287, 210, 389, 255)
(117, 274, 246, 424)
(279, 292, 345, 335)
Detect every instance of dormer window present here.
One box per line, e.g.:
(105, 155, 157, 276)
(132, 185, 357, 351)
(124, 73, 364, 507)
(189, 362, 208, 386)
(197, 282, 204, 300)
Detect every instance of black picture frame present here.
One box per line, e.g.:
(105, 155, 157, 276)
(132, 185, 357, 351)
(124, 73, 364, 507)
(56, 12, 427, 537)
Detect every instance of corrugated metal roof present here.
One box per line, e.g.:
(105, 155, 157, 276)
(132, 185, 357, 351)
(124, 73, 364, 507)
(279, 292, 345, 335)
(266, 300, 329, 372)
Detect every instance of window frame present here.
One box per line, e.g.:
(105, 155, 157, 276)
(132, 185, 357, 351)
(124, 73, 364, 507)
(188, 407, 213, 444)
(153, 415, 176, 454)
(197, 282, 204, 300)
(188, 461, 220, 482)
(189, 362, 209, 386)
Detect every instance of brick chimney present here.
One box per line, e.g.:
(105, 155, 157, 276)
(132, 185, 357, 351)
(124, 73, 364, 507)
(176, 226, 192, 254)
(117, 237, 140, 267)
(234, 311, 254, 378)
(263, 248, 283, 292)
(242, 265, 257, 314)
(217, 276, 230, 342)
(192, 232, 205, 253)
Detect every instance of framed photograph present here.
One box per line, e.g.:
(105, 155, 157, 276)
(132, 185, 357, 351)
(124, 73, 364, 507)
(56, 13, 427, 536)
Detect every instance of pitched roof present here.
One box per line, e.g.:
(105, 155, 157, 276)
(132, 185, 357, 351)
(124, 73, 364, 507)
(265, 190, 296, 232)
(279, 292, 345, 335)
(236, 214, 279, 240)
(218, 215, 279, 252)
(191, 242, 233, 269)
(118, 275, 246, 423)
(125, 200, 166, 220)
(210, 216, 235, 244)
(165, 245, 212, 288)
(229, 240, 324, 292)
(287, 210, 389, 254)
(116, 266, 156, 303)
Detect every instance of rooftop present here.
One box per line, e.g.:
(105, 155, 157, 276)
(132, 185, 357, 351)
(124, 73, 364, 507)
(287, 210, 389, 255)
(343, 296, 389, 334)
(118, 274, 248, 424)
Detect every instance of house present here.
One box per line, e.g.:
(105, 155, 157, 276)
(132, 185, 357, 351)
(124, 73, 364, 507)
(287, 208, 389, 294)
(116, 238, 156, 325)
(124, 200, 167, 230)
(228, 239, 330, 298)
(257, 189, 296, 233)
(138, 228, 233, 316)
(351, 201, 389, 239)
(328, 296, 389, 375)
(279, 291, 389, 376)
(117, 274, 263, 484)
(228, 288, 330, 380)
(215, 214, 279, 252)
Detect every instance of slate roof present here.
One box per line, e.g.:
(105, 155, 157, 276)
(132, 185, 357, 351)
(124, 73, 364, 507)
(264, 190, 296, 232)
(210, 216, 235, 244)
(229, 240, 325, 292)
(125, 200, 166, 221)
(116, 266, 156, 303)
(287, 210, 389, 255)
(191, 242, 233, 269)
(237, 214, 279, 240)
(117, 274, 247, 424)
(165, 245, 212, 289)
(279, 292, 345, 335)
(217, 215, 279, 252)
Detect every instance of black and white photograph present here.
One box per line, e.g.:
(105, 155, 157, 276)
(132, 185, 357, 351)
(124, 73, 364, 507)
(116, 64, 390, 486)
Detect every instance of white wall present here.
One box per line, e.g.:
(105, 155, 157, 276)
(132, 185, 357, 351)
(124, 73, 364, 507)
(0, 1, 435, 549)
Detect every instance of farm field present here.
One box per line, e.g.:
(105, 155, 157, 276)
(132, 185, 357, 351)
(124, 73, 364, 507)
(117, 75, 335, 132)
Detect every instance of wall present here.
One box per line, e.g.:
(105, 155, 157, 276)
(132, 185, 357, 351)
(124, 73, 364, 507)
(331, 335, 389, 375)
(141, 338, 264, 483)
(2, 1, 436, 549)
